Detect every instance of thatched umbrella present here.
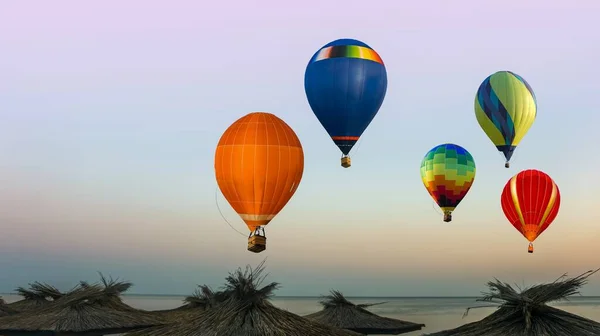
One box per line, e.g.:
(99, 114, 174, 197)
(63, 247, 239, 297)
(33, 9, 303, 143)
(0, 277, 166, 336)
(304, 290, 425, 335)
(426, 269, 600, 336)
(28, 282, 64, 301)
(6, 282, 62, 312)
(76, 273, 149, 313)
(182, 285, 228, 310)
(153, 284, 228, 320)
(124, 261, 363, 336)
(0, 297, 18, 317)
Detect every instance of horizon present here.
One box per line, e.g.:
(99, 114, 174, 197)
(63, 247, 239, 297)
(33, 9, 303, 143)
(1, 0, 599, 296)
(3, 292, 600, 299)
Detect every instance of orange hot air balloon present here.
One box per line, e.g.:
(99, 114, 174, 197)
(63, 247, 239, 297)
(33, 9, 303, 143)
(500, 169, 561, 254)
(214, 112, 304, 253)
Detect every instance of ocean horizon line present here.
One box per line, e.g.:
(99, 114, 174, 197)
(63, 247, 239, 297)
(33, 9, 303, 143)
(122, 294, 600, 299)
(3, 292, 600, 299)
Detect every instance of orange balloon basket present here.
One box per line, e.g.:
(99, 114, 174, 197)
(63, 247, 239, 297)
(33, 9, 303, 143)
(528, 243, 534, 253)
(248, 235, 266, 253)
(341, 156, 351, 168)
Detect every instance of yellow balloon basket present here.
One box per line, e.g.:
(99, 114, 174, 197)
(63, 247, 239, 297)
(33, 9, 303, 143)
(341, 156, 351, 168)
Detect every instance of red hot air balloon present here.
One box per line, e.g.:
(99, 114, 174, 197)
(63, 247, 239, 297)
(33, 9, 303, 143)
(500, 169, 561, 253)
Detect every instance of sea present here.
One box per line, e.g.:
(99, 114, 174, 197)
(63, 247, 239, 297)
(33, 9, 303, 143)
(2, 295, 600, 335)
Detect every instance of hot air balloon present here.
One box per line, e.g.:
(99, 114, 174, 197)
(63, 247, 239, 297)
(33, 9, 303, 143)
(214, 112, 304, 253)
(420, 144, 476, 222)
(474, 71, 537, 168)
(304, 38, 387, 168)
(501, 169, 560, 253)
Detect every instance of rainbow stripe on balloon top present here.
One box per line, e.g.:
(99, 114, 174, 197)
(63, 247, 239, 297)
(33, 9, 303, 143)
(309, 45, 384, 65)
(420, 144, 476, 211)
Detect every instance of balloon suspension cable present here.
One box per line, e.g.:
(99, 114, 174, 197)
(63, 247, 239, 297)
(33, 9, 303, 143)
(431, 202, 443, 215)
(351, 137, 364, 158)
(215, 187, 246, 237)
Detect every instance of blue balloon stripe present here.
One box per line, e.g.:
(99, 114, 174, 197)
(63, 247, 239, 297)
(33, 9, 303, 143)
(477, 79, 516, 146)
(496, 145, 517, 161)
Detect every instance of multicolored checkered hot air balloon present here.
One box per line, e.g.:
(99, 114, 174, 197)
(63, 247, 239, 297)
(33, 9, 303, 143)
(501, 169, 561, 254)
(474, 71, 537, 168)
(420, 144, 476, 222)
(304, 38, 387, 168)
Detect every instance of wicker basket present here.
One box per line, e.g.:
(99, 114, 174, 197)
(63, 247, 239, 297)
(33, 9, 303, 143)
(248, 235, 266, 253)
(341, 156, 351, 168)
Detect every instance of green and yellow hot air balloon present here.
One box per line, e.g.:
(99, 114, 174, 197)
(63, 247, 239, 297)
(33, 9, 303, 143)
(474, 71, 537, 168)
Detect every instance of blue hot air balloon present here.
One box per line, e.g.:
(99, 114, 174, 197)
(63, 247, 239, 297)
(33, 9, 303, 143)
(304, 38, 387, 168)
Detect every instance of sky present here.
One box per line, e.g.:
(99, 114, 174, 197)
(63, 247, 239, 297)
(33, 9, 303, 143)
(1, 0, 599, 297)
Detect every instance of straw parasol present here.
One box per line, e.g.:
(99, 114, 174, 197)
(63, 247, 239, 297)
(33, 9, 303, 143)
(6, 282, 64, 312)
(28, 282, 64, 301)
(304, 290, 425, 335)
(0, 297, 18, 317)
(124, 261, 364, 336)
(153, 285, 228, 320)
(426, 269, 600, 336)
(182, 285, 228, 310)
(0, 275, 166, 336)
(76, 273, 150, 313)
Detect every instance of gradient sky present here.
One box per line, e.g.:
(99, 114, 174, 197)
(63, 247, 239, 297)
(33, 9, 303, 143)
(1, 0, 599, 296)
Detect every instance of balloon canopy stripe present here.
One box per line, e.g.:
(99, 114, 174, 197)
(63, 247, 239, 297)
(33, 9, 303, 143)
(508, 71, 536, 101)
(331, 136, 360, 141)
(476, 77, 517, 146)
(310, 45, 384, 65)
(539, 182, 559, 226)
(509, 175, 526, 227)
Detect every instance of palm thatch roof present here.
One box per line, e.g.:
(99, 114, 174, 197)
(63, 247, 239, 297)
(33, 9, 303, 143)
(304, 290, 425, 335)
(0, 275, 166, 335)
(153, 285, 228, 320)
(183, 285, 228, 310)
(426, 269, 600, 336)
(6, 282, 64, 312)
(77, 273, 143, 312)
(0, 297, 18, 317)
(28, 282, 64, 301)
(124, 261, 363, 336)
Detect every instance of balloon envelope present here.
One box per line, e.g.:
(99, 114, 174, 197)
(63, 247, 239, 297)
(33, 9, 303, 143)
(474, 71, 536, 165)
(501, 169, 560, 242)
(304, 38, 387, 155)
(214, 112, 304, 231)
(420, 144, 476, 220)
